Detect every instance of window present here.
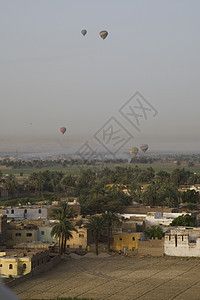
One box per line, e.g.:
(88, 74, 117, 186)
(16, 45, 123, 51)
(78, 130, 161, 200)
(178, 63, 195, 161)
(24, 209, 27, 214)
(16, 233, 21, 237)
(182, 236, 184, 241)
(79, 245, 82, 249)
(38, 209, 41, 214)
(0, 264, 2, 267)
(169, 235, 171, 241)
(120, 238, 122, 241)
(9, 264, 13, 269)
(11, 209, 14, 214)
(26, 233, 32, 237)
(175, 234, 177, 247)
(23, 263, 26, 270)
(132, 237, 135, 241)
(41, 231, 45, 236)
(79, 234, 84, 238)
(67, 245, 70, 248)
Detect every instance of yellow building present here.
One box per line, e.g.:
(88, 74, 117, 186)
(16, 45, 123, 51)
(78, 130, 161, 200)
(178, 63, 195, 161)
(0, 249, 50, 278)
(112, 233, 141, 252)
(66, 226, 87, 250)
(0, 253, 31, 278)
(6, 223, 38, 247)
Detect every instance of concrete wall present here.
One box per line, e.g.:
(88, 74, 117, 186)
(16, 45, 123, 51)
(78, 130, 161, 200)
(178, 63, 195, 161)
(121, 206, 174, 214)
(138, 239, 164, 257)
(164, 233, 200, 257)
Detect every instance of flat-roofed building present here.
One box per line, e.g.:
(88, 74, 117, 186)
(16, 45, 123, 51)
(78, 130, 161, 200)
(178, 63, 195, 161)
(6, 222, 38, 247)
(0, 249, 50, 278)
(66, 226, 88, 250)
(164, 227, 200, 257)
(112, 233, 142, 253)
(0, 207, 47, 220)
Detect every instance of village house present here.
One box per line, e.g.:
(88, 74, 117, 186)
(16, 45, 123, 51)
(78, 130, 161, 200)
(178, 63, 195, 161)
(113, 215, 145, 234)
(66, 199, 81, 215)
(37, 226, 58, 243)
(49, 198, 81, 216)
(6, 222, 38, 247)
(66, 226, 88, 250)
(178, 185, 200, 193)
(164, 227, 200, 257)
(119, 211, 191, 227)
(0, 206, 47, 220)
(112, 233, 142, 253)
(0, 249, 50, 278)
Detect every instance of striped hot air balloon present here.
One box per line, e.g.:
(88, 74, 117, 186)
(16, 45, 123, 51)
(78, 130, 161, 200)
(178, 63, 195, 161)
(140, 144, 148, 153)
(99, 30, 108, 40)
(129, 147, 139, 157)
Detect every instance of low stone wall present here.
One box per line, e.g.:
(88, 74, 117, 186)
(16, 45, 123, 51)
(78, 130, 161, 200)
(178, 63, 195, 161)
(88, 243, 108, 253)
(137, 239, 164, 256)
(6, 255, 61, 288)
(121, 206, 173, 214)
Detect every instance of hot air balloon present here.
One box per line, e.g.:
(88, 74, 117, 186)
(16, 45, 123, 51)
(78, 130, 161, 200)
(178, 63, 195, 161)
(81, 29, 87, 36)
(99, 30, 108, 40)
(129, 147, 139, 157)
(60, 127, 66, 135)
(140, 144, 148, 153)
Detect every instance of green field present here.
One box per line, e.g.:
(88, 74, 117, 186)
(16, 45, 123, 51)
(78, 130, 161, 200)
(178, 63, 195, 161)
(1, 162, 200, 176)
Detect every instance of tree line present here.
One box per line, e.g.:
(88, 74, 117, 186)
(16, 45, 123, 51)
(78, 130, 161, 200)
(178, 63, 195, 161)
(1, 167, 200, 213)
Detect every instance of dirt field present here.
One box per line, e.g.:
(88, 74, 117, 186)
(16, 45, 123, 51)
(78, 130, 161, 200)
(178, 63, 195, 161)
(12, 254, 200, 300)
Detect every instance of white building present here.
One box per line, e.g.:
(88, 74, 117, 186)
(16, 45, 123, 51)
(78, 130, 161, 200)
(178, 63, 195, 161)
(119, 212, 190, 227)
(0, 207, 47, 220)
(146, 212, 190, 226)
(189, 185, 200, 193)
(164, 227, 200, 257)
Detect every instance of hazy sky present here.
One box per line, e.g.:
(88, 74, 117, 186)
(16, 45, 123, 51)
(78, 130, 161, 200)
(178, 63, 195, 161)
(1, 0, 200, 154)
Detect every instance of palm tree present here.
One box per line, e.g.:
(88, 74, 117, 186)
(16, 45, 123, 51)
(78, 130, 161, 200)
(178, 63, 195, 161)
(85, 215, 104, 255)
(27, 172, 45, 199)
(102, 212, 121, 252)
(50, 202, 76, 254)
(3, 174, 18, 199)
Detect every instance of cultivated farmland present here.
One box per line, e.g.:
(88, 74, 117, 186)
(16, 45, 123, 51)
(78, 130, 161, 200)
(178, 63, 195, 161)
(12, 255, 200, 300)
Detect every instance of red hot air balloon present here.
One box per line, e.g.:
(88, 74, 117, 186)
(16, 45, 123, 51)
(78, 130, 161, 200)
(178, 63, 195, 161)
(60, 127, 66, 134)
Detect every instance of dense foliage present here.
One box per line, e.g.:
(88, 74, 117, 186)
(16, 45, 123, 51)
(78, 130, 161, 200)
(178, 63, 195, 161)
(2, 164, 200, 214)
(170, 214, 196, 227)
(145, 226, 163, 240)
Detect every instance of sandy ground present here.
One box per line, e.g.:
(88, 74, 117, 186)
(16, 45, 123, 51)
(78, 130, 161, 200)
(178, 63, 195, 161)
(11, 254, 200, 300)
